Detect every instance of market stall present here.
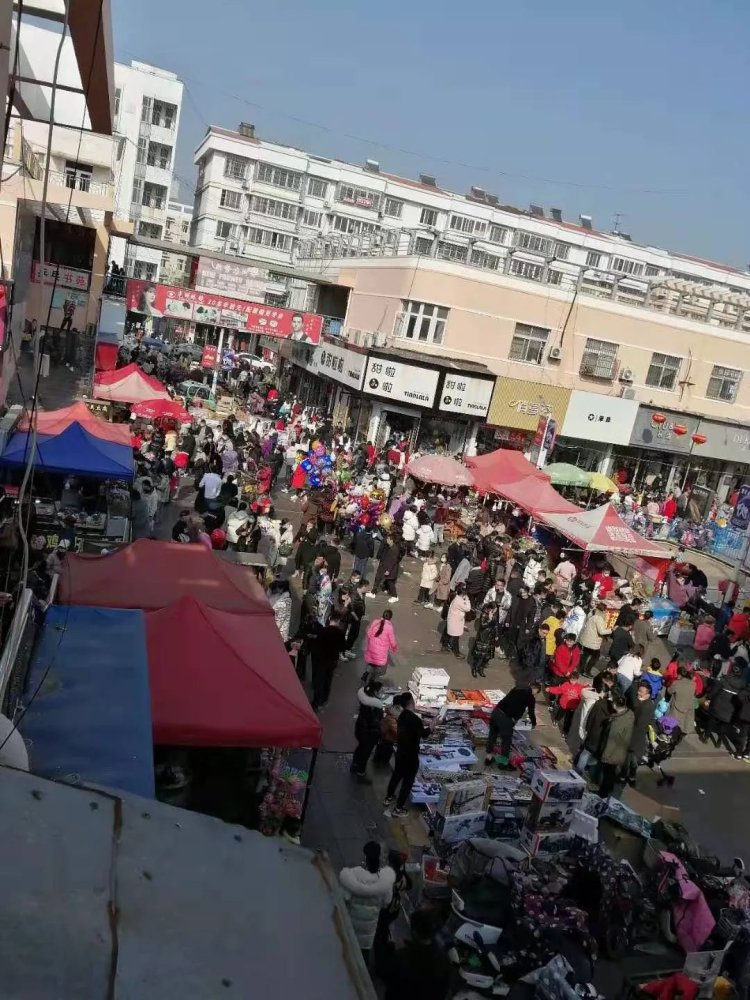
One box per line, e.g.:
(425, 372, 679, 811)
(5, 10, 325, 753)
(93, 362, 171, 404)
(465, 447, 549, 494)
(17, 401, 130, 445)
(406, 453, 475, 488)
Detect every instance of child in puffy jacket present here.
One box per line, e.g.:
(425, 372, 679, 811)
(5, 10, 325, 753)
(550, 633, 581, 679)
(547, 672, 587, 735)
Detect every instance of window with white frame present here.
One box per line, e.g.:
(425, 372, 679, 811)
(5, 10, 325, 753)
(138, 221, 162, 239)
(509, 323, 548, 365)
(585, 250, 602, 268)
(257, 162, 303, 191)
(707, 365, 742, 402)
(611, 256, 644, 276)
(307, 177, 328, 198)
(548, 269, 563, 285)
(420, 207, 438, 226)
(246, 227, 294, 251)
(449, 214, 486, 236)
(554, 242, 572, 260)
(646, 352, 681, 390)
(301, 209, 322, 228)
(131, 179, 143, 205)
(336, 183, 381, 210)
(414, 236, 433, 255)
(488, 224, 508, 245)
(509, 258, 543, 281)
(147, 142, 172, 169)
(644, 264, 661, 277)
(399, 300, 448, 345)
(383, 197, 404, 218)
(132, 260, 157, 281)
(215, 221, 238, 240)
(514, 230, 554, 255)
(220, 188, 243, 211)
(224, 154, 249, 181)
(142, 182, 167, 209)
(250, 195, 298, 221)
(437, 242, 468, 263)
(470, 249, 501, 270)
(331, 215, 379, 235)
(579, 338, 618, 379)
(136, 137, 147, 164)
(151, 100, 177, 129)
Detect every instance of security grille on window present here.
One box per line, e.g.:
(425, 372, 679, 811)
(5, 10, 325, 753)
(138, 222, 162, 239)
(414, 237, 433, 255)
(470, 249, 500, 270)
(147, 142, 172, 170)
(246, 227, 293, 251)
(220, 189, 243, 211)
(579, 338, 618, 379)
(585, 250, 602, 268)
(336, 183, 381, 210)
(548, 270, 563, 285)
(611, 256, 644, 276)
(151, 100, 177, 129)
(554, 242, 572, 260)
(449, 214, 487, 236)
(707, 365, 742, 401)
(132, 261, 157, 281)
(301, 209, 322, 227)
(250, 195, 297, 221)
(514, 231, 554, 255)
(142, 182, 166, 209)
(216, 221, 237, 240)
(645, 264, 661, 277)
(509, 324, 548, 364)
(399, 300, 448, 345)
(488, 224, 508, 245)
(646, 352, 681, 390)
(420, 207, 438, 226)
(257, 163, 303, 191)
(307, 177, 328, 198)
(383, 197, 403, 218)
(437, 242, 468, 263)
(509, 258, 543, 281)
(224, 155, 248, 181)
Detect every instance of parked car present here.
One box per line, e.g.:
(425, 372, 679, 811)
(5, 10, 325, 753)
(176, 380, 217, 412)
(235, 352, 274, 372)
(171, 343, 204, 363)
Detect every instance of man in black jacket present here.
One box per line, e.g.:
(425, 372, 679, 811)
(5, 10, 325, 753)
(343, 580, 369, 660)
(517, 624, 549, 682)
(352, 527, 375, 579)
(609, 622, 634, 664)
(615, 599, 641, 628)
(384, 693, 431, 817)
(310, 612, 346, 710)
(507, 585, 536, 652)
(484, 682, 541, 767)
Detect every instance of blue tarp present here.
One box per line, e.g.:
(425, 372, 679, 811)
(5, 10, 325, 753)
(0, 421, 134, 478)
(19, 605, 154, 798)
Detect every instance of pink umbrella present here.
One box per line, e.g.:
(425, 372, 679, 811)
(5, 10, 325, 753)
(405, 454, 475, 488)
(131, 398, 190, 422)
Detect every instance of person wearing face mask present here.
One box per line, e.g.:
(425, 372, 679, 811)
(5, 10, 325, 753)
(434, 553, 452, 611)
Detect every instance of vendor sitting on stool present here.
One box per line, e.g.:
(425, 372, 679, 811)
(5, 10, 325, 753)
(484, 682, 541, 770)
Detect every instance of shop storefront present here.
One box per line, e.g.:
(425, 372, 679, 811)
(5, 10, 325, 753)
(483, 378, 572, 456)
(289, 340, 370, 430)
(555, 391, 640, 472)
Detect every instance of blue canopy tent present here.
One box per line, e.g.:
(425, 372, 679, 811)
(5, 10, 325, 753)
(0, 420, 134, 479)
(19, 605, 154, 798)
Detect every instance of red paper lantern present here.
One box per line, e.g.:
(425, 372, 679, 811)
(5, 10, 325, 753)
(651, 412, 667, 425)
(673, 424, 687, 436)
(691, 433, 707, 445)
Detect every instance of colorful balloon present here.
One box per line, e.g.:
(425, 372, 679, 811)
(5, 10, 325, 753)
(300, 459, 313, 473)
(314, 444, 326, 457)
(309, 474, 322, 488)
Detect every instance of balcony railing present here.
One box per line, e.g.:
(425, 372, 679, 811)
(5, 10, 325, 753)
(20, 137, 113, 198)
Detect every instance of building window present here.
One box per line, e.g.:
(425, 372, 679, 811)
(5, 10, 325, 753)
(132, 260, 157, 281)
(265, 291, 288, 307)
(509, 323, 548, 365)
(488, 224, 508, 245)
(707, 365, 742, 402)
(554, 242, 571, 261)
(611, 256, 644, 277)
(131, 179, 143, 204)
(470, 249, 500, 270)
(547, 269, 563, 285)
(250, 195, 298, 221)
(585, 250, 602, 268)
(383, 197, 403, 218)
(644, 264, 661, 277)
(336, 183, 381, 210)
(449, 214, 486, 236)
(437, 242, 468, 263)
(646, 352, 681, 390)
(146, 142, 172, 170)
(151, 100, 177, 129)
(224, 154, 249, 181)
(138, 221, 162, 239)
(580, 338, 618, 379)
(220, 188, 243, 211)
(142, 182, 166, 210)
(400, 300, 448, 345)
(115, 88, 121, 120)
(307, 177, 328, 199)
(420, 207, 437, 226)
(216, 221, 238, 240)
(140, 96, 152, 123)
(257, 162, 302, 191)
(414, 236, 433, 255)
(64, 160, 92, 191)
(331, 215, 379, 236)
(136, 137, 147, 164)
(509, 258, 543, 281)
(301, 209, 322, 228)
(246, 227, 294, 251)
(514, 230, 553, 255)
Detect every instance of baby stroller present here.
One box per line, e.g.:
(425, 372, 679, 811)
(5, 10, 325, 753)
(640, 716, 684, 787)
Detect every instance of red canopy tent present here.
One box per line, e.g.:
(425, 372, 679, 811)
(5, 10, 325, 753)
(58, 539, 271, 614)
(93, 363, 170, 404)
(534, 503, 670, 558)
(498, 476, 581, 516)
(145, 596, 321, 748)
(406, 454, 474, 488)
(465, 448, 549, 494)
(18, 401, 131, 445)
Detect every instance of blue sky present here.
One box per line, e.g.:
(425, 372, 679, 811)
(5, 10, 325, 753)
(113, 0, 750, 267)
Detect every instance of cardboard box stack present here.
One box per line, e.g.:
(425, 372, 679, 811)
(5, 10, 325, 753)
(521, 769, 586, 856)
(409, 667, 450, 708)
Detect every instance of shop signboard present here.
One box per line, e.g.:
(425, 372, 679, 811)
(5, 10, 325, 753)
(194, 257, 267, 300)
(363, 356, 439, 407)
(629, 406, 701, 454)
(438, 374, 495, 417)
(126, 280, 323, 343)
(303, 342, 366, 391)
(692, 419, 750, 464)
(731, 485, 750, 531)
(560, 391, 639, 445)
(201, 344, 218, 369)
(485, 378, 571, 433)
(31, 261, 90, 291)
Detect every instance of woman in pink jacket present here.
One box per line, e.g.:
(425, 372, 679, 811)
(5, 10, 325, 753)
(364, 610, 398, 680)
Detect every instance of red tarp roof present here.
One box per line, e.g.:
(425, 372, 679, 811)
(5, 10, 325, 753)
(18, 401, 131, 445)
(58, 539, 272, 614)
(536, 503, 670, 558)
(465, 448, 549, 494)
(93, 363, 170, 404)
(146, 596, 321, 748)
(499, 475, 582, 517)
(406, 454, 474, 488)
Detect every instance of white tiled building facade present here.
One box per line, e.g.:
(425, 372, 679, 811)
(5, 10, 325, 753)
(110, 60, 184, 280)
(159, 200, 192, 286)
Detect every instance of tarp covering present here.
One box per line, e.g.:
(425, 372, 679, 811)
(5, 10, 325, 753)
(0, 421, 134, 478)
(146, 596, 322, 748)
(498, 475, 582, 516)
(465, 448, 549, 494)
(59, 538, 272, 613)
(535, 503, 671, 558)
(406, 454, 474, 487)
(18, 400, 131, 444)
(19, 605, 154, 798)
(93, 362, 170, 404)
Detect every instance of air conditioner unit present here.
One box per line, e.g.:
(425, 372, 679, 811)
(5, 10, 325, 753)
(620, 387, 636, 400)
(373, 331, 388, 347)
(548, 345, 563, 361)
(619, 368, 634, 383)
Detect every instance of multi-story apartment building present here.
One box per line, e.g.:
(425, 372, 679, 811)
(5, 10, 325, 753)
(110, 61, 183, 281)
(159, 200, 192, 287)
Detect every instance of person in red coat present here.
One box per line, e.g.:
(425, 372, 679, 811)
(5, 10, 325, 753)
(290, 460, 307, 498)
(662, 494, 678, 521)
(550, 634, 582, 679)
(547, 673, 586, 735)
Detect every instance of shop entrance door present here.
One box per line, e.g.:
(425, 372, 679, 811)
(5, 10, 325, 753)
(376, 410, 420, 450)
